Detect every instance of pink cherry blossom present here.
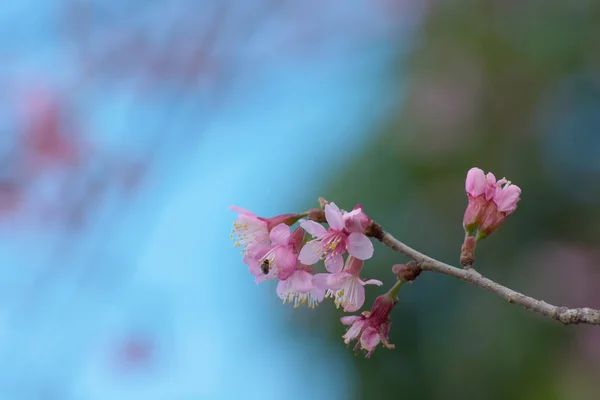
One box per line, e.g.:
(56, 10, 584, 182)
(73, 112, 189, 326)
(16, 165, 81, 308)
(277, 265, 329, 308)
(465, 167, 486, 197)
(462, 168, 521, 238)
(492, 180, 521, 215)
(230, 206, 269, 253)
(247, 224, 304, 282)
(298, 203, 373, 273)
(325, 256, 382, 312)
(341, 293, 396, 358)
(477, 177, 521, 238)
(230, 206, 303, 254)
(463, 168, 501, 233)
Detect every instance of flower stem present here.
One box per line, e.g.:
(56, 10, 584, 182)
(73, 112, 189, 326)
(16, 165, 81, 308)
(387, 280, 403, 301)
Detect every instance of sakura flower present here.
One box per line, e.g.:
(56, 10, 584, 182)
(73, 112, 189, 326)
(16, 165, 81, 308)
(325, 256, 382, 312)
(341, 291, 397, 358)
(492, 178, 521, 215)
(478, 178, 521, 239)
(299, 203, 373, 273)
(277, 264, 329, 308)
(230, 206, 269, 253)
(230, 206, 303, 254)
(247, 224, 304, 282)
(462, 168, 521, 239)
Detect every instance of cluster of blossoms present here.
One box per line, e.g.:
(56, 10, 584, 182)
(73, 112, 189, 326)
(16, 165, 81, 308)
(231, 168, 521, 357)
(463, 167, 521, 239)
(230, 202, 391, 356)
(461, 167, 521, 266)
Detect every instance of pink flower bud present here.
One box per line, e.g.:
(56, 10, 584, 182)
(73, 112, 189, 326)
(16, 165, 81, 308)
(462, 168, 521, 239)
(318, 197, 330, 209)
(261, 213, 304, 231)
(343, 204, 371, 233)
(392, 262, 421, 282)
(463, 195, 488, 234)
(465, 167, 486, 197)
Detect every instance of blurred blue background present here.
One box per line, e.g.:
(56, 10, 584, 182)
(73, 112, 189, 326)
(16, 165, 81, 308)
(1, 1, 600, 399)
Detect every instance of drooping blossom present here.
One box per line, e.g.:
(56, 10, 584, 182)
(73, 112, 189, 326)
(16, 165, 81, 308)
(247, 224, 304, 282)
(299, 203, 373, 273)
(325, 256, 382, 312)
(230, 206, 301, 254)
(341, 291, 397, 358)
(462, 168, 521, 239)
(277, 264, 329, 308)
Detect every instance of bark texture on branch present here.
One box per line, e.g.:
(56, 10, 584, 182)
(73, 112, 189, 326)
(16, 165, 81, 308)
(366, 223, 600, 326)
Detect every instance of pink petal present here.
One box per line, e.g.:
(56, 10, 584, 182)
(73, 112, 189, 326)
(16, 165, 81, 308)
(275, 246, 297, 280)
(494, 184, 521, 214)
(360, 278, 383, 286)
(311, 273, 329, 301)
(347, 233, 374, 260)
(325, 254, 344, 273)
(298, 242, 321, 265)
(229, 205, 254, 215)
(263, 213, 297, 230)
(269, 223, 291, 245)
(342, 256, 363, 276)
(379, 321, 391, 340)
(325, 202, 344, 231)
(343, 320, 365, 344)
(326, 272, 350, 290)
(484, 172, 497, 200)
(236, 210, 264, 226)
(299, 220, 327, 237)
(360, 327, 381, 351)
(276, 279, 292, 299)
(342, 280, 365, 312)
(343, 206, 371, 233)
(245, 244, 269, 262)
(465, 168, 485, 197)
(289, 270, 314, 293)
(248, 259, 262, 276)
(290, 227, 305, 252)
(340, 315, 361, 326)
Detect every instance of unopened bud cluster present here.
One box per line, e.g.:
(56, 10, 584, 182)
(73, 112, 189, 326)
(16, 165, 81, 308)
(461, 167, 521, 267)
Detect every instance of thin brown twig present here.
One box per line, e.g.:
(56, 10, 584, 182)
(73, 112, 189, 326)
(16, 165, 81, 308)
(366, 222, 600, 326)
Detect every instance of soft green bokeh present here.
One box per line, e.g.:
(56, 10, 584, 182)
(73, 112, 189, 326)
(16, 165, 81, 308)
(299, 2, 600, 399)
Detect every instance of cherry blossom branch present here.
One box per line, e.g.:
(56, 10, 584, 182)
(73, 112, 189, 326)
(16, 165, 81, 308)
(366, 222, 600, 326)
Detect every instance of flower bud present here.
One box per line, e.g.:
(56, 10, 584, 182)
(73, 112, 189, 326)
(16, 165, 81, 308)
(461, 168, 521, 238)
(318, 197, 330, 209)
(262, 213, 304, 231)
(307, 208, 326, 223)
(392, 261, 421, 282)
(343, 204, 371, 233)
